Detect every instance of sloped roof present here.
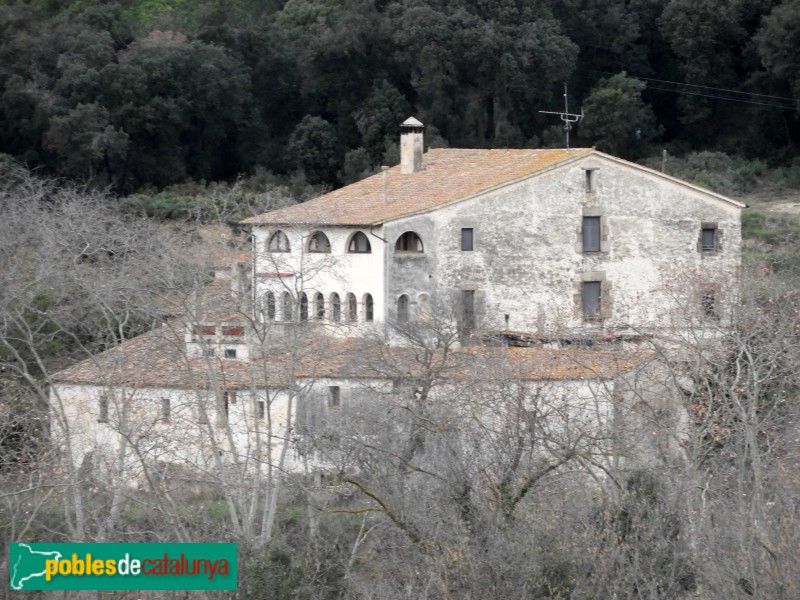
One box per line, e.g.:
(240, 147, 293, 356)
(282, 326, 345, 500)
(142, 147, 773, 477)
(241, 148, 594, 227)
(52, 324, 650, 391)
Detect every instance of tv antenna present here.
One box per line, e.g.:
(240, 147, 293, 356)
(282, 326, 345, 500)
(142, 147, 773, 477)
(539, 84, 584, 148)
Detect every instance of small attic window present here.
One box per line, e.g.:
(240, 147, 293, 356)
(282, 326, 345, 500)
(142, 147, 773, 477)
(395, 231, 424, 253)
(584, 169, 598, 193)
(308, 231, 331, 253)
(348, 231, 371, 253)
(268, 230, 290, 252)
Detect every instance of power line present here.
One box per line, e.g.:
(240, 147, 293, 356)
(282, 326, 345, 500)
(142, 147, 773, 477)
(597, 71, 800, 111)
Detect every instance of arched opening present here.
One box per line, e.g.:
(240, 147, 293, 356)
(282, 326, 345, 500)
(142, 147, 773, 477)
(308, 231, 331, 253)
(281, 292, 293, 321)
(314, 292, 325, 319)
(346, 293, 357, 322)
(397, 294, 409, 322)
(299, 292, 309, 321)
(364, 293, 374, 322)
(348, 231, 371, 253)
(265, 292, 276, 320)
(331, 293, 341, 322)
(395, 231, 424, 253)
(267, 230, 290, 252)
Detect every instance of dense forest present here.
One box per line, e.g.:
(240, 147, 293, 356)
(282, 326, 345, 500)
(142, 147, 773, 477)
(1, 0, 799, 195)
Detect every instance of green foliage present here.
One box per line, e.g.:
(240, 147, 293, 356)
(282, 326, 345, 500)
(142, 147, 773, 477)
(642, 151, 769, 195)
(0, 0, 797, 193)
(579, 72, 662, 159)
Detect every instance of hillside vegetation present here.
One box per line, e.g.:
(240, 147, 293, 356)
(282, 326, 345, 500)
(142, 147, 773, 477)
(0, 0, 798, 196)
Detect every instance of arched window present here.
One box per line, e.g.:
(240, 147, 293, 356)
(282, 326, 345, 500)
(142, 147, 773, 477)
(268, 230, 290, 252)
(397, 294, 409, 322)
(314, 292, 325, 319)
(346, 293, 357, 322)
(265, 292, 276, 321)
(282, 292, 293, 321)
(308, 231, 331, 253)
(331, 293, 341, 322)
(364, 293, 374, 322)
(395, 231, 424, 253)
(348, 231, 371, 254)
(300, 292, 309, 321)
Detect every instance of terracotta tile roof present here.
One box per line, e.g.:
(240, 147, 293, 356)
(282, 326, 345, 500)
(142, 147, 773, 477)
(53, 326, 650, 391)
(241, 148, 594, 227)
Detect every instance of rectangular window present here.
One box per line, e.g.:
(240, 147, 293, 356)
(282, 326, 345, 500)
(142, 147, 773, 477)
(461, 228, 474, 251)
(328, 386, 341, 409)
(224, 348, 237, 359)
(257, 400, 265, 420)
(161, 397, 171, 421)
(98, 395, 109, 423)
(461, 290, 476, 333)
(223, 391, 237, 416)
(701, 228, 716, 251)
(582, 216, 601, 252)
(203, 348, 216, 358)
(702, 290, 716, 317)
(582, 281, 602, 318)
(222, 326, 245, 337)
(584, 169, 598, 193)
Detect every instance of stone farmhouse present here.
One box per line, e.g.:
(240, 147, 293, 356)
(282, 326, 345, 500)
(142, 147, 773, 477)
(51, 118, 743, 481)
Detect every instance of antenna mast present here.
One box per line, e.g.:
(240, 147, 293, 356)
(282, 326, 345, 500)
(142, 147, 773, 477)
(539, 84, 584, 148)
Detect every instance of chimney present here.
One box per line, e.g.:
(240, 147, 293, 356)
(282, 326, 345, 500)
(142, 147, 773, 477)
(400, 117, 424, 174)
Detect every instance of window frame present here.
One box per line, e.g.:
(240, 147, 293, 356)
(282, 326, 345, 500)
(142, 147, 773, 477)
(308, 231, 331, 253)
(328, 386, 341, 409)
(348, 231, 372, 254)
(582, 216, 601, 253)
(331, 293, 341, 322)
(397, 294, 410, 322)
(364, 293, 374, 322)
(395, 231, 424, 253)
(224, 348, 237, 359)
(267, 230, 290, 253)
(346, 293, 357, 322)
(582, 281, 602, 319)
(98, 395, 109, 423)
(314, 292, 325, 320)
(461, 228, 474, 251)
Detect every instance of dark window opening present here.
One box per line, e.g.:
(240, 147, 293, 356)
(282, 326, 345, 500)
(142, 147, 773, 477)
(702, 290, 716, 317)
(397, 294, 409, 322)
(395, 231, 424, 253)
(348, 232, 371, 253)
(461, 290, 476, 334)
(282, 292, 293, 321)
(257, 400, 265, 420)
(364, 294, 374, 322)
(585, 169, 598, 193)
(300, 293, 309, 321)
(314, 292, 325, 319)
(161, 397, 170, 421)
(224, 348, 237, 359)
(583, 216, 601, 252)
(347, 293, 357, 322)
(98, 395, 109, 423)
(702, 228, 716, 251)
(461, 228, 474, 251)
(331, 293, 341, 321)
(223, 391, 237, 416)
(308, 231, 331, 253)
(328, 386, 341, 408)
(265, 292, 276, 320)
(268, 230, 290, 252)
(583, 281, 602, 318)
